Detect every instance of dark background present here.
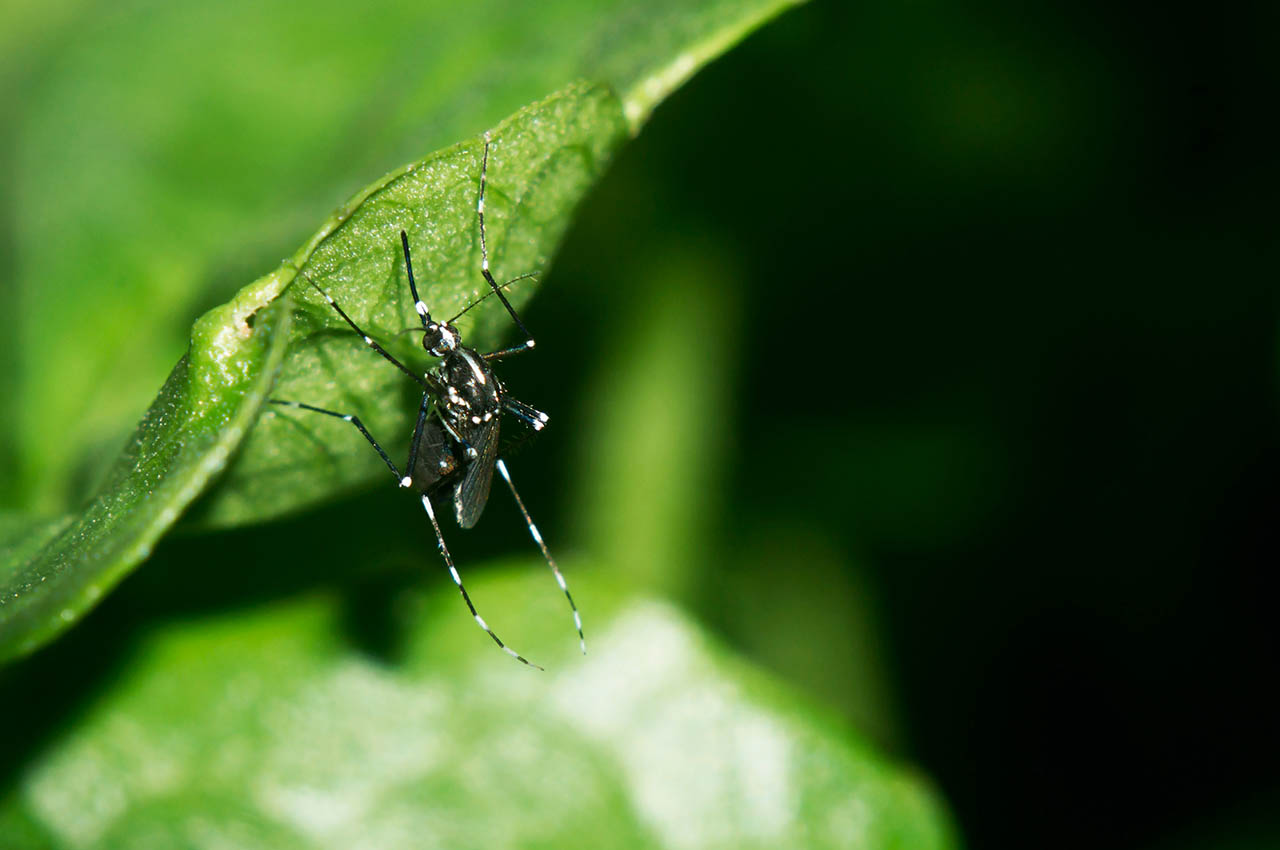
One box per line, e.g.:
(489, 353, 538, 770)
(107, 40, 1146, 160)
(510, 1, 1278, 847)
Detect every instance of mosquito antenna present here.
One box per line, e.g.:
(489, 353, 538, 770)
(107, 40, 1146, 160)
(446, 271, 541, 325)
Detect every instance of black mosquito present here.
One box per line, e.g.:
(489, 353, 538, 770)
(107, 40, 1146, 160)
(269, 132, 582, 670)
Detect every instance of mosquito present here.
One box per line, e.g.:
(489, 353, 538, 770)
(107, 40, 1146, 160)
(269, 132, 582, 670)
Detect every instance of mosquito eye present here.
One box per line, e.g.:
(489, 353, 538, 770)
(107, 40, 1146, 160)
(422, 328, 441, 352)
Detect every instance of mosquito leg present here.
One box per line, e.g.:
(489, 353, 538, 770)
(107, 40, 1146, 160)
(494, 458, 584, 654)
(295, 271, 432, 391)
(420, 493, 542, 669)
(477, 132, 536, 349)
(401, 392, 432, 489)
(503, 397, 549, 432)
(438, 416, 479, 459)
(483, 341, 536, 361)
(268, 400, 403, 481)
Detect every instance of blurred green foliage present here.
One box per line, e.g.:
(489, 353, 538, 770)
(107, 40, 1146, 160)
(1, 570, 955, 849)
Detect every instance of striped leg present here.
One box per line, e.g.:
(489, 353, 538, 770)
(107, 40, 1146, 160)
(477, 132, 536, 351)
(401, 392, 432, 489)
(420, 493, 542, 670)
(268, 400, 402, 481)
(495, 458, 585, 654)
(483, 340, 536, 361)
(504, 397, 549, 432)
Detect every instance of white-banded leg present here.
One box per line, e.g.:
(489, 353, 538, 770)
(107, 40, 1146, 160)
(268, 400, 404, 481)
(504, 397, 549, 432)
(477, 132, 536, 349)
(438, 416, 479, 459)
(400, 392, 432, 489)
(495, 458, 585, 654)
(483, 340, 536, 361)
(420, 492, 543, 670)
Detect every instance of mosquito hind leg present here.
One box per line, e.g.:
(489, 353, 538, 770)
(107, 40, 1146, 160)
(494, 458, 585, 655)
(420, 492, 543, 670)
(503, 397, 549, 432)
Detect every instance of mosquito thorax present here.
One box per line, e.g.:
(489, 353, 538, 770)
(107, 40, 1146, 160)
(436, 346, 502, 430)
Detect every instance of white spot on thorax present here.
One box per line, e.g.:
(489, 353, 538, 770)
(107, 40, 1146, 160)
(460, 350, 487, 386)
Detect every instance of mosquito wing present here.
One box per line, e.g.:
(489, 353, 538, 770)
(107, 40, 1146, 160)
(411, 420, 459, 495)
(454, 419, 499, 529)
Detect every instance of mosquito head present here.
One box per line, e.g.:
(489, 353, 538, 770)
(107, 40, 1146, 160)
(422, 319, 460, 356)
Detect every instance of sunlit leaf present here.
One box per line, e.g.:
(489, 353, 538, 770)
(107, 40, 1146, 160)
(3, 568, 958, 850)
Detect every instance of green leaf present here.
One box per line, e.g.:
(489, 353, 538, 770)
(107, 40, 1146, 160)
(191, 83, 627, 528)
(0, 568, 958, 850)
(0, 294, 293, 663)
(0, 0, 802, 662)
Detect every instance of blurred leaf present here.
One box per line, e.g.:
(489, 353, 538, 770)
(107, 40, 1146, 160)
(1, 567, 958, 850)
(0, 295, 293, 664)
(572, 242, 741, 596)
